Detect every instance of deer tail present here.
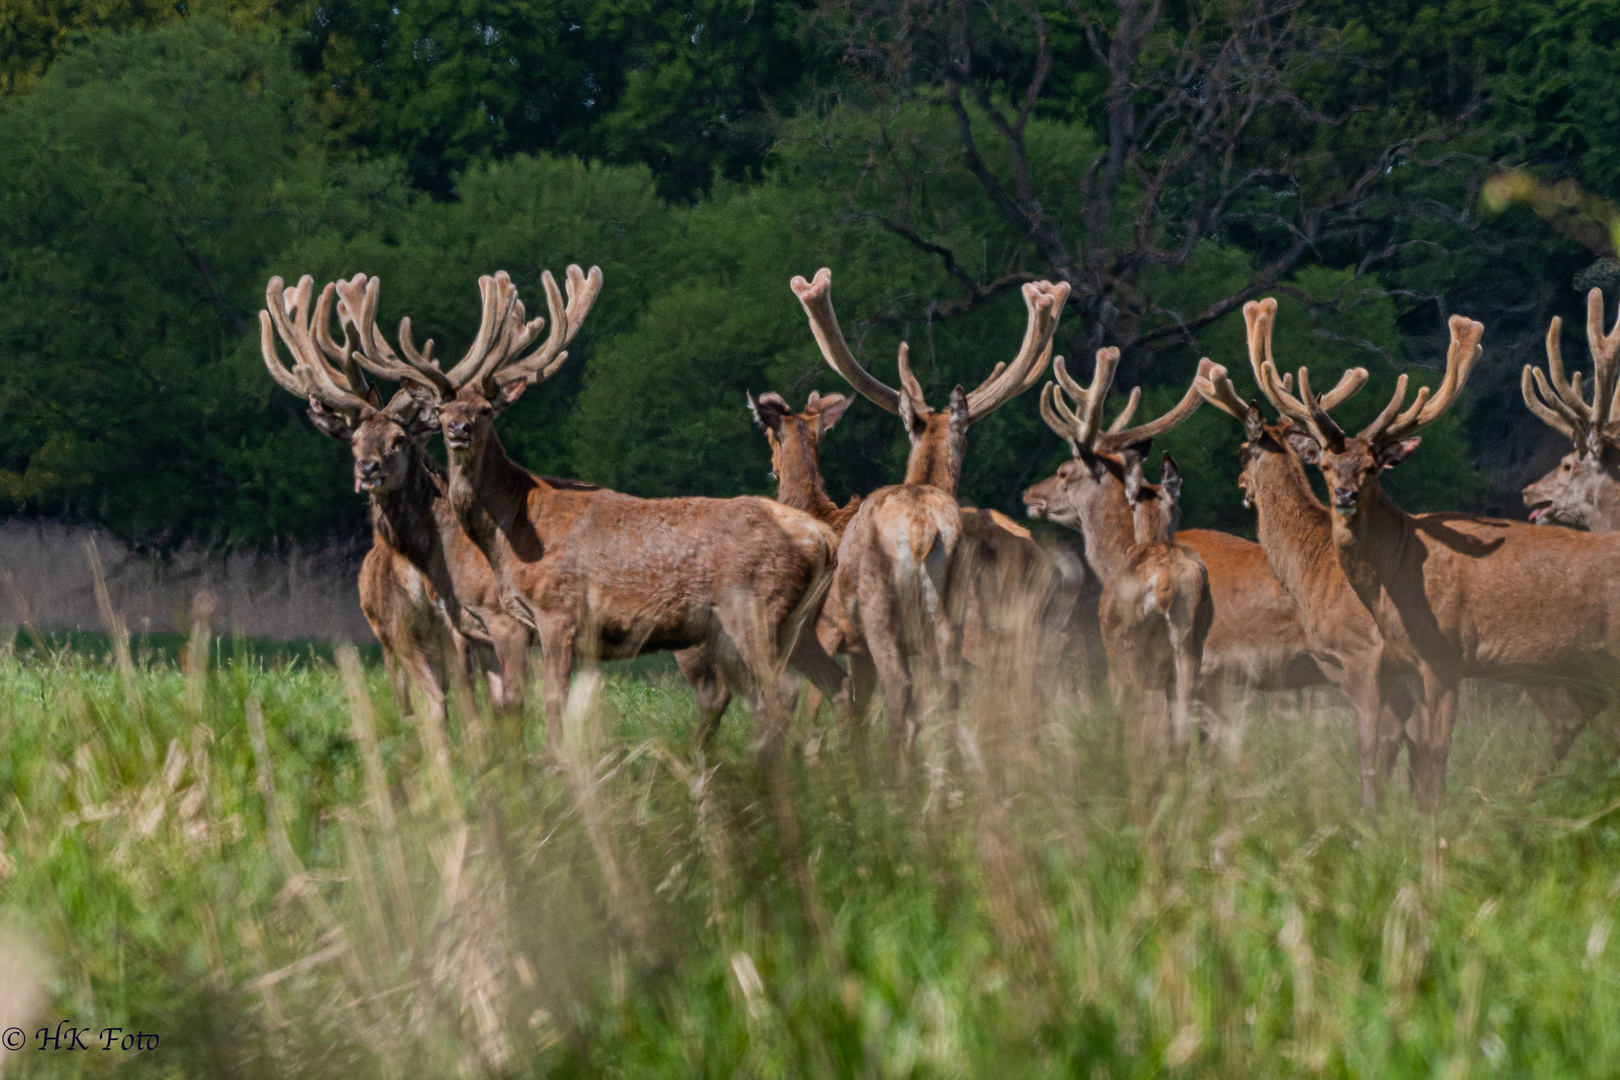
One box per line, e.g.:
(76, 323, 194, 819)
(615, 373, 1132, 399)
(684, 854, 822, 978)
(777, 542, 836, 662)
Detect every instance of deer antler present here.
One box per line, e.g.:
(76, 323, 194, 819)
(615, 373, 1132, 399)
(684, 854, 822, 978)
(964, 280, 1069, 422)
(791, 269, 903, 415)
(1522, 288, 1620, 450)
(792, 269, 1068, 420)
(1194, 363, 1252, 421)
(1242, 298, 1369, 448)
(1039, 347, 1212, 452)
(1357, 314, 1483, 447)
(262, 276, 374, 419)
(336, 274, 455, 399)
(430, 267, 603, 394)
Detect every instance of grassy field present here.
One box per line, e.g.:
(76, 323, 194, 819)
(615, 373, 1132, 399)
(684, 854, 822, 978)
(1, 632, 1619, 1079)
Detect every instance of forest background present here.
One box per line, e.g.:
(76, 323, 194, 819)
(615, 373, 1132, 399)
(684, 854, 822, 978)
(1, 0, 1615, 550)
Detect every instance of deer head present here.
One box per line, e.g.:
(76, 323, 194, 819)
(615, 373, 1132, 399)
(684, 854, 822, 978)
(336, 267, 604, 463)
(790, 268, 1068, 494)
(1021, 345, 1211, 533)
(1249, 303, 1483, 520)
(1123, 453, 1183, 544)
(1521, 288, 1620, 527)
(1193, 299, 1369, 509)
(260, 275, 442, 496)
(747, 390, 852, 493)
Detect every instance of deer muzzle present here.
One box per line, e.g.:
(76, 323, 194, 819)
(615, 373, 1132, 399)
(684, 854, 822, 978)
(444, 421, 473, 450)
(355, 458, 382, 492)
(1332, 486, 1359, 516)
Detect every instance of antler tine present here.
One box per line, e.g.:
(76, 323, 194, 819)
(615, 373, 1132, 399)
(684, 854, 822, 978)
(1240, 299, 1350, 447)
(443, 273, 518, 388)
(1587, 288, 1620, 431)
(1541, 313, 1588, 418)
(1367, 315, 1484, 445)
(260, 308, 311, 398)
(1096, 359, 1212, 452)
(490, 264, 606, 387)
(262, 276, 370, 415)
(791, 268, 903, 416)
(965, 280, 1070, 421)
(895, 343, 931, 413)
(1106, 387, 1142, 433)
(334, 274, 454, 398)
(1038, 379, 1084, 441)
(1055, 349, 1120, 448)
(1194, 362, 1251, 421)
(1523, 364, 1581, 439)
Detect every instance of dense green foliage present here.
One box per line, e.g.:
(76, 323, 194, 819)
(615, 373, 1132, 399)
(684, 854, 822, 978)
(2, 0, 1619, 548)
(3, 644, 1620, 1076)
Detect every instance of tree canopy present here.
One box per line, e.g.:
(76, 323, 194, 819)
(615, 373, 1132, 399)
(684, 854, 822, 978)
(0, 0, 1613, 549)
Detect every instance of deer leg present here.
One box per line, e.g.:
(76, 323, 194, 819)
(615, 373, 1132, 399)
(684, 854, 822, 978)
(1526, 685, 1590, 778)
(676, 644, 733, 750)
(536, 620, 577, 755)
(1338, 662, 1386, 809)
(1167, 623, 1198, 757)
(1411, 670, 1457, 813)
(863, 615, 916, 765)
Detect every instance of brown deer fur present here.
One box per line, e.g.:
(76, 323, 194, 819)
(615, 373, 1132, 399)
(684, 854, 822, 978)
(1098, 454, 1213, 751)
(350, 268, 847, 752)
(262, 274, 530, 736)
(790, 268, 1068, 754)
(1195, 350, 1422, 806)
(1255, 307, 1620, 809)
(1521, 288, 1620, 531)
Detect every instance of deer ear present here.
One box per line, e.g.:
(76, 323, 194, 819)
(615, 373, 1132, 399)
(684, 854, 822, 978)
(898, 390, 920, 434)
(748, 391, 790, 432)
(1281, 427, 1321, 465)
(813, 392, 852, 435)
(1160, 452, 1182, 499)
(493, 378, 529, 414)
(948, 385, 970, 432)
(1378, 436, 1421, 469)
(1243, 402, 1266, 442)
(1123, 455, 1145, 502)
(306, 401, 357, 441)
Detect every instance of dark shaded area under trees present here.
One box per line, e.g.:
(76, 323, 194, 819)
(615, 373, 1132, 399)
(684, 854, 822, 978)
(1, 0, 1616, 550)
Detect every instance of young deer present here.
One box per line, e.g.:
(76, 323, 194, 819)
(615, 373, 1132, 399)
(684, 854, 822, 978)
(789, 267, 1067, 755)
(1021, 349, 1321, 716)
(260, 274, 533, 736)
(1521, 288, 1620, 531)
(1257, 312, 1620, 809)
(1098, 453, 1213, 752)
(344, 267, 848, 758)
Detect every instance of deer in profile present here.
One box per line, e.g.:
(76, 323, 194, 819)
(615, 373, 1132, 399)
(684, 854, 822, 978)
(790, 267, 1067, 755)
(342, 267, 848, 763)
(1256, 311, 1620, 809)
(1192, 301, 1420, 805)
(260, 274, 532, 738)
(1521, 288, 1620, 531)
(1098, 452, 1212, 753)
(1022, 348, 1326, 725)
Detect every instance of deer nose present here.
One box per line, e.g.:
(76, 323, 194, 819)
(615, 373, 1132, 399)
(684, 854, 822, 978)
(1333, 486, 1359, 507)
(445, 420, 472, 441)
(1023, 492, 1047, 518)
(357, 458, 381, 476)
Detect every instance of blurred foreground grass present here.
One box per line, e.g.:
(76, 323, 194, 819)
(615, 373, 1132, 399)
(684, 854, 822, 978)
(1, 636, 1619, 1078)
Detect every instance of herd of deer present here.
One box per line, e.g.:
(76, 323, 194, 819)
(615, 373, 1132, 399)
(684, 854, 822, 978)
(259, 261, 1620, 813)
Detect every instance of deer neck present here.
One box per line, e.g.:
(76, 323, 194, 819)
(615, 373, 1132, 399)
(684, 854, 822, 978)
(448, 429, 537, 560)
(1075, 474, 1136, 580)
(1250, 448, 1336, 601)
(371, 446, 448, 571)
(774, 441, 842, 524)
(1589, 459, 1620, 533)
(1330, 476, 1412, 603)
(902, 426, 961, 494)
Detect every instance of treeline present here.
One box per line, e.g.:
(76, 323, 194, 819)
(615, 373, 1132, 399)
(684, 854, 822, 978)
(2, 0, 1618, 549)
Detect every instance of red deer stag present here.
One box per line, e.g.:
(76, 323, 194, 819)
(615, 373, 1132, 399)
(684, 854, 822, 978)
(1098, 451, 1213, 753)
(1521, 288, 1620, 531)
(789, 268, 1068, 755)
(1191, 300, 1420, 805)
(260, 274, 533, 736)
(345, 267, 847, 758)
(1255, 312, 1620, 809)
(1022, 349, 1325, 719)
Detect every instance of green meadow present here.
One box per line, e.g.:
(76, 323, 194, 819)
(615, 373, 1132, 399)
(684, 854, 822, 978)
(1, 638, 1618, 1079)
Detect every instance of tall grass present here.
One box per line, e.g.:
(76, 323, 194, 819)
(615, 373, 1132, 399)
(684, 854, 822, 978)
(0, 623, 1618, 1078)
